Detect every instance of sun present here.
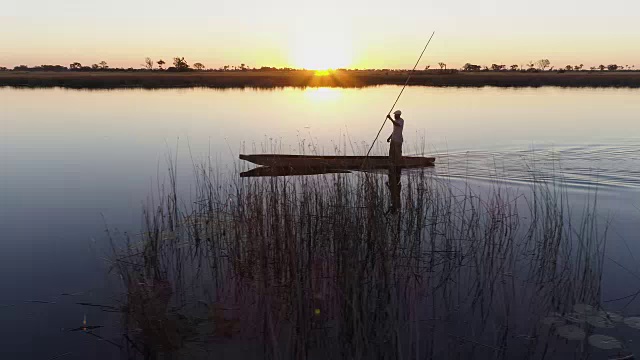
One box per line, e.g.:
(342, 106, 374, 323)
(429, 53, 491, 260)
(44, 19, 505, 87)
(314, 69, 332, 76)
(290, 28, 352, 71)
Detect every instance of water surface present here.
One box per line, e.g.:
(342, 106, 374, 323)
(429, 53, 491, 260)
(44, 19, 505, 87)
(1, 86, 640, 358)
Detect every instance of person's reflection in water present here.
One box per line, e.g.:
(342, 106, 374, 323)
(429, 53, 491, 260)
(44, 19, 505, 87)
(387, 166, 402, 214)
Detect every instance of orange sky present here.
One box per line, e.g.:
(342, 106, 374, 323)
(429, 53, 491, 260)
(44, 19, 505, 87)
(2, 0, 639, 70)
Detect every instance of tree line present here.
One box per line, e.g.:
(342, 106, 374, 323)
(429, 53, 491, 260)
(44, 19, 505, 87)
(456, 60, 635, 72)
(1, 57, 636, 73)
(0, 57, 299, 72)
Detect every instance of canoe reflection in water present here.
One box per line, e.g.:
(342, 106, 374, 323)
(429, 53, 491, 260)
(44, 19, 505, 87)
(240, 154, 435, 213)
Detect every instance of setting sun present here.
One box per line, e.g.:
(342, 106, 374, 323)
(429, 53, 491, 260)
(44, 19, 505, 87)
(290, 27, 352, 70)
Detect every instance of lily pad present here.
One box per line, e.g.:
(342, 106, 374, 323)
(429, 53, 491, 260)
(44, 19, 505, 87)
(588, 334, 622, 349)
(586, 315, 616, 328)
(624, 317, 640, 329)
(565, 312, 588, 324)
(597, 311, 624, 323)
(556, 325, 586, 341)
(608, 351, 635, 360)
(574, 304, 597, 315)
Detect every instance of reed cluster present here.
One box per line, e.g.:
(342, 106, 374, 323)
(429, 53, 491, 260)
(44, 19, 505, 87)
(108, 160, 606, 359)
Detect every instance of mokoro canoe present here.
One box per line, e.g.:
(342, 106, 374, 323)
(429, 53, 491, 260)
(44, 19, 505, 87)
(240, 167, 351, 178)
(239, 154, 435, 169)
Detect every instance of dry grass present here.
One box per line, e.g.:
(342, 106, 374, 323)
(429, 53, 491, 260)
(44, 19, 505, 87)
(3, 70, 640, 89)
(105, 152, 611, 359)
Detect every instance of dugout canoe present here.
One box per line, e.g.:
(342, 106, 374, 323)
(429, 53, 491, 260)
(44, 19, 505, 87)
(239, 154, 435, 168)
(240, 167, 351, 177)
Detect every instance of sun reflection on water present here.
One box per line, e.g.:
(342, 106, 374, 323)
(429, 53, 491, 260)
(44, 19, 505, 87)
(303, 87, 342, 102)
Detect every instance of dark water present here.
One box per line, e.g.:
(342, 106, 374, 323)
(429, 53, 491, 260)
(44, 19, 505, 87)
(1, 86, 640, 359)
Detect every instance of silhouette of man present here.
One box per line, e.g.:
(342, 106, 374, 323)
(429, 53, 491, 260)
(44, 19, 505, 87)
(386, 110, 404, 164)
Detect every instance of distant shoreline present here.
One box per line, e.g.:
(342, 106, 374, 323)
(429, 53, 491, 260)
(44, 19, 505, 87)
(2, 70, 640, 89)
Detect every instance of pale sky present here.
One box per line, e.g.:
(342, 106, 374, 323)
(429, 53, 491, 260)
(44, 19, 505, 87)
(1, 0, 639, 70)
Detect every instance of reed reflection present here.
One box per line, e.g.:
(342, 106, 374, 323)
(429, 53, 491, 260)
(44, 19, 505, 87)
(387, 165, 402, 213)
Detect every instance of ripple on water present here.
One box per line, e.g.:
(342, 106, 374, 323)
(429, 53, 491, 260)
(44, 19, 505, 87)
(430, 142, 640, 191)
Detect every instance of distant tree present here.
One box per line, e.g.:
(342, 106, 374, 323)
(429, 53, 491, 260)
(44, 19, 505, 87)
(578, 64, 584, 70)
(536, 59, 551, 71)
(598, 64, 606, 71)
(223, 65, 229, 71)
(35, 64, 67, 71)
(193, 62, 205, 70)
(69, 62, 82, 70)
(565, 65, 573, 71)
(589, 66, 596, 71)
(91, 64, 99, 70)
(14, 65, 29, 71)
(424, 65, 430, 70)
(144, 57, 154, 70)
(98, 61, 108, 69)
(462, 63, 481, 71)
(438, 62, 446, 70)
(172, 57, 189, 71)
(510, 64, 519, 71)
(157, 59, 166, 70)
(0, 66, 7, 71)
(240, 63, 246, 71)
(491, 64, 506, 71)
(607, 64, 619, 71)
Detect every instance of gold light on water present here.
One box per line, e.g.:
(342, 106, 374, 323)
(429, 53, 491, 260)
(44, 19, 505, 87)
(303, 87, 342, 102)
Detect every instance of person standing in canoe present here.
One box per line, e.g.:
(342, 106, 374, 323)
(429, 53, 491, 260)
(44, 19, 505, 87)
(386, 110, 404, 164)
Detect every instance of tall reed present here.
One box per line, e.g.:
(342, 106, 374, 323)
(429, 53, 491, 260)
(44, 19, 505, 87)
(108, 158, 606, 359)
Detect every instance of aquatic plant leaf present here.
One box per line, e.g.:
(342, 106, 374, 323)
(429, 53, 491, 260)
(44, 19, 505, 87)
(556, 325, 586, 340)
(607, 351, 635, 360)
(597, 311, 624, 323)
(565, 312, 588, 324)
(588, 334, 622, 349)
(624, 317, 640, 329)
(574, 304, 597, 315)
(69, 325, 104, 332)
(586, 315, 615, 328)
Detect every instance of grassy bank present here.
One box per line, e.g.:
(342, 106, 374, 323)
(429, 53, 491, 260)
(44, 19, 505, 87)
(106, 159, 614, 359)
(3, 70, 640, 89)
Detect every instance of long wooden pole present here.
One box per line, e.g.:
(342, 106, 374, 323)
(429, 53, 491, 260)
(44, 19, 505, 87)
(361, 31, 436, 168)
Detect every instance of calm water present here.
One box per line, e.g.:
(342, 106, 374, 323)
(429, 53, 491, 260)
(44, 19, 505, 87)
(1, 86, 640, 359)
